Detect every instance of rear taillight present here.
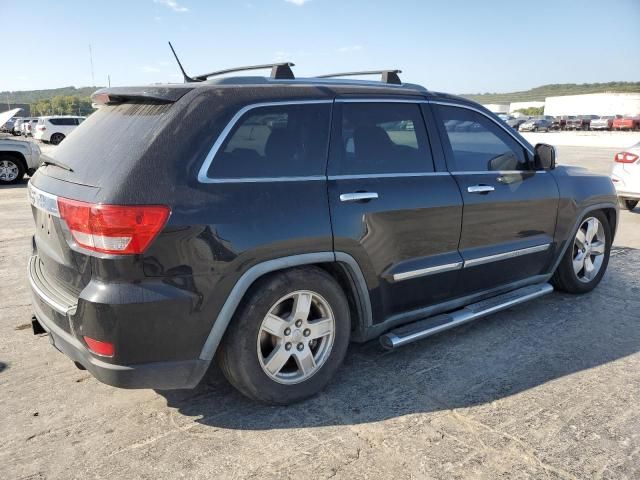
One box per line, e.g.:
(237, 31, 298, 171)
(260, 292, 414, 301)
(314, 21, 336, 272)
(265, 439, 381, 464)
(57, 198, 170, 254)
(37, 125, 45, 131)
(83, 336, 114, 357)
(614, 152, 639, 164)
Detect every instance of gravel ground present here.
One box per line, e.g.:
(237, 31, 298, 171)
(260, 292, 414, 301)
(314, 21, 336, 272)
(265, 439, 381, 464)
(1, 139, 639, 479)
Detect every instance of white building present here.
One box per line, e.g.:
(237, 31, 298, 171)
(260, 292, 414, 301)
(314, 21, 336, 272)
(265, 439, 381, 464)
(482, 103, 510, 114)
(544, 93, 640, 116)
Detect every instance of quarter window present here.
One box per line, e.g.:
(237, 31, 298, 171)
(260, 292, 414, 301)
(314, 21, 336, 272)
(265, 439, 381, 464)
(208, 103, 331, 179)
(331, 102, 433, 175)
(437, 105, 529, 172)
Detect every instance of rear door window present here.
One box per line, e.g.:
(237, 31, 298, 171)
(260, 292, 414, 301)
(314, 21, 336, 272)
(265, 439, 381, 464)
(330, 102, 434, 175)
(207, 103, 331, 179)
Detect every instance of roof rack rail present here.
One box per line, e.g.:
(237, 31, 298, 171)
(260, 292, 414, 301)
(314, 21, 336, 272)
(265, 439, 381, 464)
(193, 62, 295, 81)
(316, 69, 402, 85)
(168, 41, 295, 83)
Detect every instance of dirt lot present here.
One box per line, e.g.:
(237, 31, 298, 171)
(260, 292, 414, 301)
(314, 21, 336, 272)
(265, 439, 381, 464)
(1, 139, 639, 479)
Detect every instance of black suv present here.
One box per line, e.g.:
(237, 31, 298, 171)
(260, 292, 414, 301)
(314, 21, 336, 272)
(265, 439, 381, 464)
(27, 65, 618, 404)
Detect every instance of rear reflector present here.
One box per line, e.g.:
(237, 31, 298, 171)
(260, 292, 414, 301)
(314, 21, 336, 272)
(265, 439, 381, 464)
(57, 198, 170, 254)
(615, 152, 639, 164)
(83, 336, 115, 357)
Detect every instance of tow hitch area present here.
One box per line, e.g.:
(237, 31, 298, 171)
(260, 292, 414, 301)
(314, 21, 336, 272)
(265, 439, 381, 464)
(31, 315, 47, 335)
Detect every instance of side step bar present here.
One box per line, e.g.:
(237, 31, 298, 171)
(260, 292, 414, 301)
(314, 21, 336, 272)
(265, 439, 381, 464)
(380, 283, 554, 350)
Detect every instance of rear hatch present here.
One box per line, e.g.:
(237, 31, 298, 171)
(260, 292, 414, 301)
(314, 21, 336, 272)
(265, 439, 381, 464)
(29, 86, 194, 306)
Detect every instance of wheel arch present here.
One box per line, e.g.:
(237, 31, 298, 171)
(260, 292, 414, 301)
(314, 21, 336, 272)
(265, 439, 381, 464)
(197, 252, 372, 364)
(0, 151, 27, 171)
(546, 202, 618, 279)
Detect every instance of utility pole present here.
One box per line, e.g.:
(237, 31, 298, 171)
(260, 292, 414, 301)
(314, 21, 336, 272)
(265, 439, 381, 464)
(5, 92, 10, 110)
(89, 44, 95, 86)
(108, 74, 111, 87)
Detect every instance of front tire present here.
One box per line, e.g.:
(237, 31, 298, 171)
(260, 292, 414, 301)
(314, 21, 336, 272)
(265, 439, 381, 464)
(551, 211, 611, 294)
(0, 156, 25, 185)
(217, 267, 351, 405)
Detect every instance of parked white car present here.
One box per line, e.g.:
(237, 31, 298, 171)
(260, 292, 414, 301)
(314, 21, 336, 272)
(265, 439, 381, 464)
(13, 117, 26, 135)
(0, 109, 42, 184)
(34, 116, 85, 145)
(611, 141, 640, 211)
(22, 118, 39, 137)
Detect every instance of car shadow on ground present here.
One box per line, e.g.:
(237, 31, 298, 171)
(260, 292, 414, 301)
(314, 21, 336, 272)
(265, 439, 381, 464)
(0, 179, 29, 189)
(158, 247, 640, 430)
(0, 362, 7, 374)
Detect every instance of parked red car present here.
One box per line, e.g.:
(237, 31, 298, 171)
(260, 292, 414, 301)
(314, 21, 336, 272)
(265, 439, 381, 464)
(613, 116, 640, 131)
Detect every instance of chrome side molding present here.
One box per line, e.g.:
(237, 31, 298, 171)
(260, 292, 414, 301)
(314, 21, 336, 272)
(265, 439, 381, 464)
(464, 244, 550, 268)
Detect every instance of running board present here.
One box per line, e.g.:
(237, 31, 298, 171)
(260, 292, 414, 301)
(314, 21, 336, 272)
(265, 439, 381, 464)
(379, 283, 554, 350)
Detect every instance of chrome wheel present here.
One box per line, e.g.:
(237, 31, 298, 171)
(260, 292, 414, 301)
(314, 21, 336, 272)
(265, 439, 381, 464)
(0, 160, 19, 182)
(257, 290, 335, 385)
(573, 217, 606, 283)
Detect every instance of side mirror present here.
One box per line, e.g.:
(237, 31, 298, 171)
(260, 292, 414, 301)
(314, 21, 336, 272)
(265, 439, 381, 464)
(534, 143, 556, 170)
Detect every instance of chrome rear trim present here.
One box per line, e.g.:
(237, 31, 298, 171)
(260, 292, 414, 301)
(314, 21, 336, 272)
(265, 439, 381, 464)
(28, 182, 60, 217)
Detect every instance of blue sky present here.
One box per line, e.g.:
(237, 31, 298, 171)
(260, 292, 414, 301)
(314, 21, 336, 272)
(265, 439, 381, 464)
(2, 0, 639, 93)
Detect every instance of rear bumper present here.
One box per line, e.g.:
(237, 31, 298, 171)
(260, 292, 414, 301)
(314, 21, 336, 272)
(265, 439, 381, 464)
(28, 256, 209, 390)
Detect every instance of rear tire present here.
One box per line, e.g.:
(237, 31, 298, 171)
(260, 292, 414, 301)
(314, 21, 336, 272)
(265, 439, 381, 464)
(50, 133, 65, 145)
(217, 266, 351, 405)
(551, 211, 611, 294)
(0, 156, 25, 185)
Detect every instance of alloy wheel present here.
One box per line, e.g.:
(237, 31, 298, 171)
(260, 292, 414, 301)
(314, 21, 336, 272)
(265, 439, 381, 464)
(257, 290, 335, 385)
(572, 217, 606, 283)
(0, 160, 19, 182)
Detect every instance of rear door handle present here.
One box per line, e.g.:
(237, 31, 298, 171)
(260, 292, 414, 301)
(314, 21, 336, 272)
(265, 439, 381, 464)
(467, 185, 495, 194)
(340, 192, 379, 202)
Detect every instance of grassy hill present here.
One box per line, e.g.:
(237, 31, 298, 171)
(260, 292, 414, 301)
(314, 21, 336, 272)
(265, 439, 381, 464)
(1, 86, 102, 105)
(461, 82, 640, 103)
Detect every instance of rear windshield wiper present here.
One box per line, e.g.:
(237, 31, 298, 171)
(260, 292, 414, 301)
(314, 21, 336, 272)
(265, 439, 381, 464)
(42, 159, 74, 172)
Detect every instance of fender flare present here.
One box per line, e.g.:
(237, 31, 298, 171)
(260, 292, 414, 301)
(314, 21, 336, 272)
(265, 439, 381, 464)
(197, 252, 372, 362)
(545, 201, 618, 280)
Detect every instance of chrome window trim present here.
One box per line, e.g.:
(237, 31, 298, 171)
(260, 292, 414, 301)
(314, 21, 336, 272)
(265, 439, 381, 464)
(429, 100, 535, 157)
(328, 172, 450, 180)
(393, 262, 463, 282)
(197, 100, 333, 184)
(28, 182, 60, 217)
(336, 98, 427, 104)
(450, 170, 546, 175)
(463, 243, 550, 268)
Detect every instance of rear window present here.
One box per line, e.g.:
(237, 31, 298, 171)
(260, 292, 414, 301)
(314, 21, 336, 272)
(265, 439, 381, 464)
(207, 103, 331, 179)
(49, 118, 78, 126)
(41, 102, 172, 186)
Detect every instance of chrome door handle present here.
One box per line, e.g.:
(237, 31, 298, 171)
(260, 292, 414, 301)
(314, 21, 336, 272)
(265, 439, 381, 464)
(339, 192, 379, 202)
(467, 185, 495, 194)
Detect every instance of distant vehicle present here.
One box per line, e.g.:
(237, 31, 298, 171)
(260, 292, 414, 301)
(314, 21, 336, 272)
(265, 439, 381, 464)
(497, 114, 514, 123)
(507, 117, 529, 130)
(613, 115, 640, 131)
(550, 116, 575, 131)
(566, 115, 599, 131)
(13, 118, 26, 135)
(1, 115, 19, 133)
(22, 118, 39, 137)
(611, 141, 640, 211)
(519, 118, 552, 132)
(0, 109, 42, 184)
(590, 115, 622, 131)
(34, 116, 86, 145)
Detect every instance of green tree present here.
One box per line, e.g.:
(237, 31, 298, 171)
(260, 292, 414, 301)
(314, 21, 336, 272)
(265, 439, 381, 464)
(515, 107, 544, 116)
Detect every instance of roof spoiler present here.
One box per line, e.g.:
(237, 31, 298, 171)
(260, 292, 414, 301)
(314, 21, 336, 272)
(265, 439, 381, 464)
(168, 41, 295, 82)
(91, 86, 194, 105)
